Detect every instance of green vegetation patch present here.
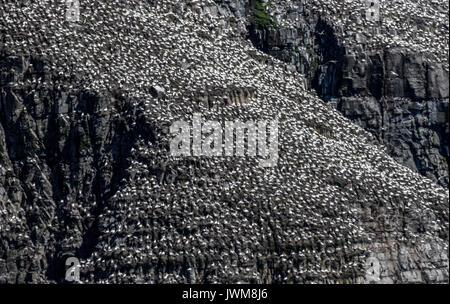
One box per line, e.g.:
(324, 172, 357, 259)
(252, 1, 277, 28)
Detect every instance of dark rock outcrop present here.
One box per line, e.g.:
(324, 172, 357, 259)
(223, 0, 449, 187)
(0, 53, 157, 282)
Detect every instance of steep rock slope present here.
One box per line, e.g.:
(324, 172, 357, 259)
(216, 0, 449, 187)
(0, 0, 448, 283)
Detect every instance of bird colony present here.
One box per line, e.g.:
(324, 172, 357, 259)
(0, 0, 448, 283)
(260, 0, 449, 70)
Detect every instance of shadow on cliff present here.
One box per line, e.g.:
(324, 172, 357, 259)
(44, 91, 157, 282)
(0, 51, 157, 282)
(311, 18, 346, 101)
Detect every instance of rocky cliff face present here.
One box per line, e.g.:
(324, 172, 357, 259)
(0, 0, 448, 284)
(321, 47, 449, 187)
(0, 52, 153, 282)
(216, 0, 449, 187)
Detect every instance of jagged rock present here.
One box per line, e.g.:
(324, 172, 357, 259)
(236, 0, 448, 187)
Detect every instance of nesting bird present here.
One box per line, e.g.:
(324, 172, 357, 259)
(0, 0, 448, 285)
